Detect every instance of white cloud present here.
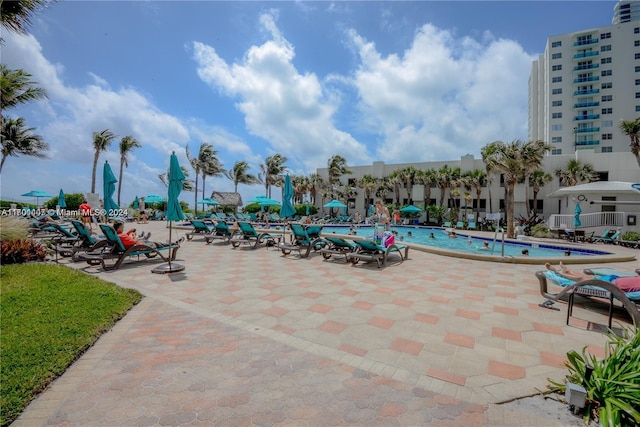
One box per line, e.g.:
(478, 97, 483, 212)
(349, 23, 536, 163)
(192, 11, 371, 174)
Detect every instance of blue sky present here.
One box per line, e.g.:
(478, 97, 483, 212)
(1, 0, 618, 208)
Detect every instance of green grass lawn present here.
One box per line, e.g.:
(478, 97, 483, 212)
(0, 264, 142, 427)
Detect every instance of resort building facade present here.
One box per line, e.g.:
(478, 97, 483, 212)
(315, 2, 639, 233)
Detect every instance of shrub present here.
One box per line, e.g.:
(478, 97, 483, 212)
(621, 232, 640, 242)
(548, 327, 640, 426)
(1, 239, 49, 264)
(530, 223, 551, 238)
(0, 217, 30, 241)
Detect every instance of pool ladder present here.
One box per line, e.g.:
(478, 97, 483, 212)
(491, 228, 505, 257)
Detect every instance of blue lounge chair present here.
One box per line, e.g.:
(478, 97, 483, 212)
(230, 221, 275, 249)
(205, 221, 236, 244)
(346, 239, 409, 268)
(442, 221, 452, 228)
(455, 221, 464, 229)
(186, 219, 214, 241)
(67, 220, 112, 261)
(279, 223, 325, 258)
(536, 270, 640, 326)
(79, 224, 181, 270)
(320, 236, 357, 262)
(305, 225, 323, 240)
(467, 221, 476, 230)
(592, 230, 620, 244)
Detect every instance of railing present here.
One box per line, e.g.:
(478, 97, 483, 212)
(573, 76, 599, 84)
(574, 89, 599, 96)
(573, 39, 599, 47)
(548, 212, 626, 230)
(573, 64, 599, 71)
(576, 127, 600, 133)
(573, 51, 598, 59)
(576, 140, 599, 146)
(574, 114, 600, 121)
(574, 101, 599, 108)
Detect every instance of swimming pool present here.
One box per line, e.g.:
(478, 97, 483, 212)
(318, 225, 613, 258)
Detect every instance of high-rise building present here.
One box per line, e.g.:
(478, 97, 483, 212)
(529, 2, 639, 157)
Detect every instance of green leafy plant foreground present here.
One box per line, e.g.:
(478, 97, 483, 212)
(0, 264, 143, 426)
(548, 327, 640, 426)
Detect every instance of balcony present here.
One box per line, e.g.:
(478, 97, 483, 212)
(574, 114, 600, 121)
(573, 76, 599, 84)
(576, 127, 600, 133)
(576, 140, 600, 146)
(573, 64, 599, 71)
(573, 101, 599, 108)
(573, 51, 599, 59)
(574, 89, 600, 96)
(573, 39, 599, 47)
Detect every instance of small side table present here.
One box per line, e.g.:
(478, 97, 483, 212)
(567, 286, 613, 328)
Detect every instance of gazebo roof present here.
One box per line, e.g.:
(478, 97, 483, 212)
(210, 191, 243, 206)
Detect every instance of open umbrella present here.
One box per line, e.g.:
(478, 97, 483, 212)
(103, 161, 119, 217)
(574, 202, 582, 228)
(132, 196, 139, 209)
(153, 152, 185, 274)
(21, 189, 52, 207)
(400, 205, 422, 213)
(197, 198, 220, 205)
(58, 189, 66, 208)
(323, 199, 347, 208)
(145, 194, 166, 204)
(279, 175, 295, 218)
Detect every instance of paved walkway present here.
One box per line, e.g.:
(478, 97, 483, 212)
(14, 222, 639, 426)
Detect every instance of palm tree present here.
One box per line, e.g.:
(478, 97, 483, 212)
(158, 165, 194, 191)
(1, 0, 51, 34)
(187, 143, 224, 215)
(226, 160, 260, 193)
(356, 174, 378, 209)
(259, 154, 288, 198)
(307, 173, 323, 205)
(555, 159, 597, 187)
(90, 129, 115, 193)
(117, 136, 141, 205)
(0, 65, 47, 123)
(481, 142, 501, 214)
(619, 117, 640, 168)
(1, 116, 49, 173)
(291, 175, 309, 204)
(416, 168, 437, 206)
(529, 169, 553, 217)
(396, 166, 419, 206)
(375, 178, 392, 201)
(465, 169, 487, 220)
(435, 165, 459, 207)
(327, 155, 351, 198)
(482, 139, 551, 238)
(387, 171, 403, 206)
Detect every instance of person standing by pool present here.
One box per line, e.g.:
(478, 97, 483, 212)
(79, 199, 93, 232)
(376, 200, 390, 231)
(137, 197, 148, 224)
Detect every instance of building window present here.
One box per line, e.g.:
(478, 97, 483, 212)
(552, 124, 563, 131)
(636, 66, 640, 72)
(636, 53, 640, 59)
(601, 57, 612, 64)
(637, 92, 640, 98)
(636, 40, 640, 47)
(601, 70, 612, 76)
(602, 108, 612, 114)
(552, 112, 562, 119)
(551, 136, 562, 143)
(602, 82, 612, 89)
(552, 100, 562, 107)
(528, 199, 544, 211)
(602, 120, 613, 127)
(601, 146, 613, 153)
(552, 64, 562, 71)
(602, 133, 613, 140)
(602, 95, 612, 101)
(636, 27, 640, 34)
(551, 53, 562, 59)
(551, 41, 562, 48)
(636, 105, 640, 112)
(551, 148, 562, 155)
(637, 79, 640, 85)
(552, 76, 562, 83)
(552, 88, 562, 95)
(600, 32, 611, 39)
(600, 45, 611, 52)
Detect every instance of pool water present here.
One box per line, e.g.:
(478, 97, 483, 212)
(318, 225, 611, 258)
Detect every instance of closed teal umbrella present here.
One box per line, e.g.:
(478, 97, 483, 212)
(152, 152, 185, 274)
(103, 161, 119, 217)
(574, 203, 582, 227)
(58, 189, 66, 208)
(132, 196, 139, 209)
(280, 175, 295, 218)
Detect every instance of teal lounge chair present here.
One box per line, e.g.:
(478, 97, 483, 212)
(320, 236, 357, 262)
(305, 225, 323, 240)
(68, 220, 112, 261)
(467, 221, 476, 230)
(589, 229, 614, 243)
(186, 219, 214, 240)
(230, 221, 275, 249)
(442, 221, 452, 228)
(346, 239, 409, 268)
(455, 221, 464, 229)
(205, 221, 236, 244)
(79, 224, 180, 270)
(279, 223, 325, 258)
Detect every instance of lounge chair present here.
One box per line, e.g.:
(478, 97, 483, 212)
(79, 224, 181, 271)
(186, 219, 214, 241)
(346, 239, 409, 268)
(442, 221, 452, 228)
(320, 236, 358, 262)
(279, 223, 325, 258)
(305, 225, 323, 240)
(229, 221, 275, 249)
(467, 221, 476, 230)
(66, 220, 113, 260)
(589, 229, 616, 243)
(535, 270, 640, 326)
(455, 221, 464, 229)
(205, 221, 236, 244)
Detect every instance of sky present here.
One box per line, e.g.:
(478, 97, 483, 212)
(1, 0, 620, 209)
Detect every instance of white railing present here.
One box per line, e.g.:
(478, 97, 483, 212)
(548, 212, 626, 229)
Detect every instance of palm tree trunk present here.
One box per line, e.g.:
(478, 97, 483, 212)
(0, 155, 6, 174)
(117, 160, 124, 205)
(91, 153, 99, 193)
(506, 183, 515, 238)
(194, 170, 199, 217)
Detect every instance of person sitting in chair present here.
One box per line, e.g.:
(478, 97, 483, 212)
(114, 222, 181, 249)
